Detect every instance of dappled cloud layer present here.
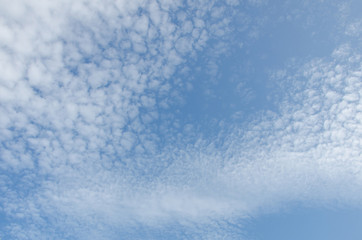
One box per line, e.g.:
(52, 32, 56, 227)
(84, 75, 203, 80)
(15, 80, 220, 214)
(0, 0, 361, 239)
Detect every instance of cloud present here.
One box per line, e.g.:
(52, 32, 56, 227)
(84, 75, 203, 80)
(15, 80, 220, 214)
(141, 46, 361, 233)
(0, 0, 228, 175)
(1, 0, 361, 239)
(111, 47, 361, 240)
(0, 0, 253, 239)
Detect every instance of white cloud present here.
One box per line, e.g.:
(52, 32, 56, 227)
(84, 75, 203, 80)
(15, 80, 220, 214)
(94, 46, 361, 236)
(1, 0, 361, 239)
(0, 0, 251, 238)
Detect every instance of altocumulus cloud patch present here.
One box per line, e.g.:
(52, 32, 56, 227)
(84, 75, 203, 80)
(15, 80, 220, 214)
(0, 0, 361, 239)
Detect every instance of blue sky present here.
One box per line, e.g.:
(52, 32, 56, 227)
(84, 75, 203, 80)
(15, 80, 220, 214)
(0, 0, 361, 239)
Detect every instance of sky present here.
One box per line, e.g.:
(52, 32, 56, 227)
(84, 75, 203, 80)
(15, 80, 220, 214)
(0, 0, 361, 239)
